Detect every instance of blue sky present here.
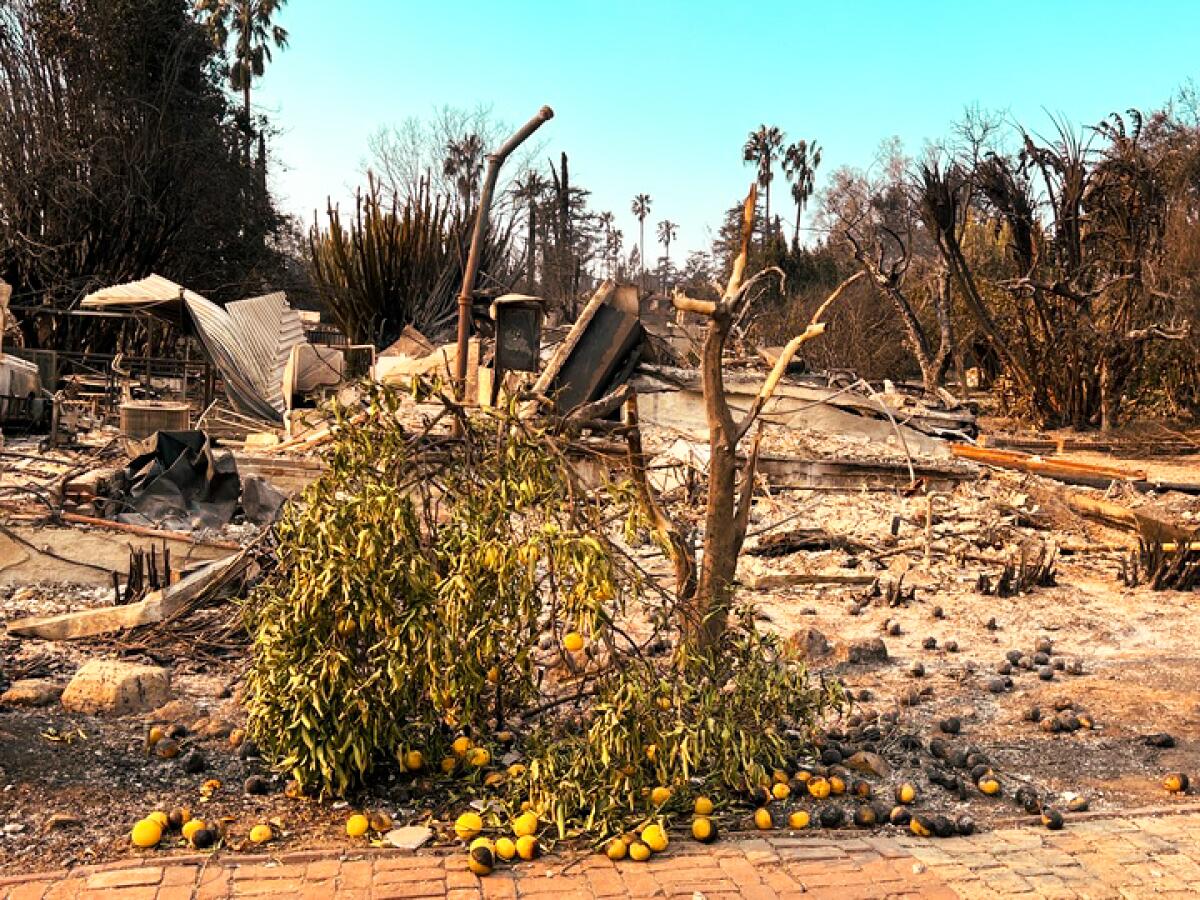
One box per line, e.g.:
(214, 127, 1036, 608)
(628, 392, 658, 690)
(257, 1, 1200, 258)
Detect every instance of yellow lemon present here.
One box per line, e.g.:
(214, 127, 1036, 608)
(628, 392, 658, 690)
(495, 837, 517, 861)
(628, 840, 651, 862)
(403, 750, 424, 772)
(182, 819, 206, 843)
(829, 775, 846, 796)
(807, 777, 831, 799)
(605, 837, 627, 860)
(650, 786, 672, 807)
(441, 756, 459, 775)
(642, 823, 668, 853)
(691, 816, 716, 843)
(346, 814, 370, 837)
(468, 844, 494, 876)
(468, 747, 491, 768)
(512, 810, 538, 837)
(772, 782, 791, 801)
(563, 632, 585, 652)
(515, 834, 539, 860)
(249, 824, 273, 844)
(454, 811, 483, 841)
(788, 810, 810, 830)
(147, 811, 169, 828)
(130, 818, 162, 848)
(452, 736, 473, 757)
(754, 808, 773, 831)
(694, 796, 714, 816)
(895, 783, 917, 805)
(507, 763, 527, 779)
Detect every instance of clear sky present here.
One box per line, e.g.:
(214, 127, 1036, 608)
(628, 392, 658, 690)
(256, 0, 1200, 259)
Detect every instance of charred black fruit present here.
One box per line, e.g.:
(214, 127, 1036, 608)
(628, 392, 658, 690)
(853, 805, 877, 828)
(939, 717, 961, 735)
(889, 806, 911, 827)
(922, 637, 938, 650)
(1041, 808, 1064, 830)
(956, 815, 976, 836)
(1025, 706, 1043, 723)
(244, 775, 270, 796)
(932, 815, 956, 838)
(1038, 666, 1055, 681)
(819, 806, 844, 828)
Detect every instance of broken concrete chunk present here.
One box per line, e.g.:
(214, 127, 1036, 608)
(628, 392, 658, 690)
(844, 751, 892, 779)
(148, 699, 201, 726)
(385, 826, 433, 850)
(790, 628, 830, 660)
(842, 638, 889, 665)
(60, 659, 171, 716)
(0, 679, 64, 707)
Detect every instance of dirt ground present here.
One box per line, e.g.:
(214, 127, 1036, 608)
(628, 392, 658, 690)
(0, 419, 1197, 875)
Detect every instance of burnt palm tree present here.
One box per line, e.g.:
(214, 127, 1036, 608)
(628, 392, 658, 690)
(743, 125, 784, 242)
(656, 219, 678, 292)
(631, 193, 652, 292)
(443, 133, 485, 216)
(511, 170, 548, 290)
(783, 139, 822, 248)
(196, 0, 289, 141)
(597, 211, 616, 277)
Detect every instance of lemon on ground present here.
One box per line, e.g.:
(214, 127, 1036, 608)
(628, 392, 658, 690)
(440, 756, 459, 775)
(147, 811, 169, 828)
(467, 747, 490, 767)
(507, 763, 527, 779)
(563, 632, 585, 652)
(895, 783, 917, 805)
(470, 836, 494, 853)
(249, 824, 273, 844)
(829, 775, 846, 795)
(131, 819, 163, 848)
(146, 726, 166, 749)
(910, 816, 933, 838)
(182, 819, 206, 842)
(807, 777, 831, 799)
(642, 823, 668, 852)
(403, 750, 424, 772)
(1164, 773, 1190, 793)
(628, 840, 651, 862)
(515, 834, 539, 860)
(754, 808, 773, 831)
(694, 796, 714, 816)
(454, 811, 483, 841)
(452, 736, 473, 757)
(468, 844, 494, 876)
(346, 814, 370, 837)
(787, 810, 810, 830)
(771, 782, 790, 801)
(691, 816, 717, 843)
(978, 777, 1001, 796)
(605, 837, 627, 860)
(650, 786, 672, 806)
(512, 810, 538, 837)
(772, 769, 789, 785)
(495, 837, 517, 861)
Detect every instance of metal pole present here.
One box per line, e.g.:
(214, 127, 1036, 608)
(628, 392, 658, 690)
(454, 105, 554, 403)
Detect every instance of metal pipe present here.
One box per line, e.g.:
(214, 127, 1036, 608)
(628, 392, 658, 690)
(454, 105, 554, 402)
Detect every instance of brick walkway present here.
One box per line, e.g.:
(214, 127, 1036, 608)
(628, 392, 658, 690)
(4, 811, 1200, 899)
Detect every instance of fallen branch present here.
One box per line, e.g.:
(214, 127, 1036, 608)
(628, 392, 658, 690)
(58, 513, 242, 551)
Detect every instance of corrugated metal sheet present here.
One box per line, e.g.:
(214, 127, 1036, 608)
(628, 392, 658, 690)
(226, 292, 305, 415)
(82, 275, 306, 423)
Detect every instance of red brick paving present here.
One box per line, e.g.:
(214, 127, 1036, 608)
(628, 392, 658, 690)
(4, 811, 1200, 898)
